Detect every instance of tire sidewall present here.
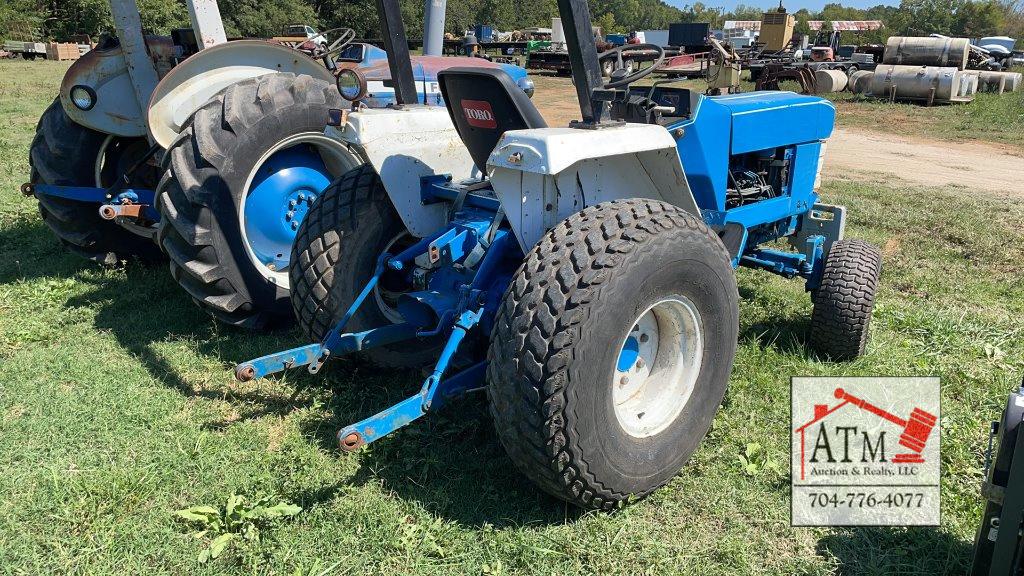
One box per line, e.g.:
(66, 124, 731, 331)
(564, 245, 737, 494)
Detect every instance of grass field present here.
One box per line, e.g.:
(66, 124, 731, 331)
(2, 59, 1023, 575)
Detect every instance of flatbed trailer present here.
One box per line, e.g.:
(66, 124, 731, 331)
(528, 46, 670, 75)
(443, 39, 529, 56)
(3, 40, 47, 60)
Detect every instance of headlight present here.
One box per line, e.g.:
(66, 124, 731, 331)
(69, 85, 96, 111)
(517, 77, 535, 98)
(336, 68, 367, 102)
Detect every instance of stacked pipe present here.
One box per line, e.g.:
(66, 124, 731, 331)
(974, 70, 1022, 93)
(814, 69, 848, 93)
(848, 70, 873, 95)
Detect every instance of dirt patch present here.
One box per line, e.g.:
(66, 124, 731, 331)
(826, 128, 1024, 197)
(530, 73, 1023, 197)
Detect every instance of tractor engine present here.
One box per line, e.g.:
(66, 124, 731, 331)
(726, 149, 791, 208)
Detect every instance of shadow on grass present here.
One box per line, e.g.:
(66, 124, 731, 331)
(817, 526, 974, 575)
(737, 285, 813, 355)
(298, 369, 579, 528)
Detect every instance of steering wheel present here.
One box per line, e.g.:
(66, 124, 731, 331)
(309, 27, 356, 60)
(598, 43, 666, 89)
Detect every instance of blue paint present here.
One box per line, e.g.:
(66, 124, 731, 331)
(617, 337, 640, 372)
(243, 145, 330, 272)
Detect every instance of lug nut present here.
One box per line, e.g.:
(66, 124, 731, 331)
(285, 210, 295, 220)
(640, 333, 649, 343)
(307, 195, 316, 204)
(619, 376, 629, 386)
(291, 221, 299, 230)
(636, 358, 645, 369)
(288, 199, 297, 208)
(297, 193, 306, 202)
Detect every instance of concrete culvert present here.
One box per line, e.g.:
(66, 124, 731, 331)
(977, 70, 1022, 93)
(814, 69, 848, 93)
(848, 70, 874, 94)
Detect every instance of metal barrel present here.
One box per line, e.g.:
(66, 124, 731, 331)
(977, 70, 1022, 93)
(882, 36, 970, 70)
(848, 70, 873, 94)
(814, 69, 848, 93)
(868, 64, 977, 104)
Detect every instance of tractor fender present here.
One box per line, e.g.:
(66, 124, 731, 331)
(487, 124, 700, 253)
(325, 105, 476, 237)
(148, 40, 334, 148)
(59, 36, 175, 138)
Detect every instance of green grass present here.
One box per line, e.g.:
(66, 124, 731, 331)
(2, 59, 1024, 575)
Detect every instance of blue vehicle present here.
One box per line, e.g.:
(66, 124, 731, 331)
(238, 0, 882, 508)
(27, 25, 532, 330)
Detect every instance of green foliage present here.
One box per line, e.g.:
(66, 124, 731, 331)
(174, 493, 302, 563)
(736, 442, 780, 477)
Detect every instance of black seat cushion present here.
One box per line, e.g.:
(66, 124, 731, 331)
(437, 67, 547, 173)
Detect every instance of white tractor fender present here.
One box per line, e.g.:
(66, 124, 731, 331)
(487, 123, 701, 253)
(147, 40, 334, 148)
(326, 105, 476, 237)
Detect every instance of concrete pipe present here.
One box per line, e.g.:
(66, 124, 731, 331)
(977, 70, 1022, 93)
(868, 64, 977, 104)
(882, 36, 970, 70)
(814, 69, 848, 93)
(848, 70, 873, 94)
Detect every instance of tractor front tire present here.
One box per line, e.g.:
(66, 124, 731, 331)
(487, 199, 740, 510)
(30, 99, 161, 264)
(809, 239, 882, 360)
(289, 165, 438, 369)
(159, 72, 350, 329)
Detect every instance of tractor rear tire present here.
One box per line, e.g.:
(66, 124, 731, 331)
(289, 165, 439, 369)
(29, 99, 161, 264)
(159, 73, 353, 330)
(809, 239, 882, 360)
(487, 199, 739, 510)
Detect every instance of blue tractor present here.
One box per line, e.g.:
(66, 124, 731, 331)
(24, 1, 531, 330)
(237, 0, 882, 508)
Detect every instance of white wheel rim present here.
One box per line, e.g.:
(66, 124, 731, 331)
(612, 296, 704, 438)
(238, 132, 360, 287)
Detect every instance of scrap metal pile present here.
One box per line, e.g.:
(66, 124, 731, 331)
(851, 36, 1021, 104)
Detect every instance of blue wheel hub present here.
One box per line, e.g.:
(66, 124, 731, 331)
(243, 145, 331, 273)
(616, 336, 640, 372)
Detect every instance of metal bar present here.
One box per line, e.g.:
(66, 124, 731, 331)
(235, 322, 419, 381)
(555, 0, 606, 123)
(108, 0, 161, 119)
(186, 0, 227, 50)
(32, 184, 155, 205)
(335, 361, 487, 451)
(422, 0, 447, 56)
(375, 0, 418, 105)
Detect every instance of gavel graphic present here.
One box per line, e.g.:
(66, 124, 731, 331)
(834, 388, 937, 464)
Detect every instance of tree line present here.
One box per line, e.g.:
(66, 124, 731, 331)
(2, 0, 1021, 46)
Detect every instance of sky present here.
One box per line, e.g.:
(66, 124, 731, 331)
(665, 0, 899, 13)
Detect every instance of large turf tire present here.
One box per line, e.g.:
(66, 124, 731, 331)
(487, 199, 740, 510)
(158, 73, 347, 329)
(809, 239, 882, 360)
(29, 99, 161, 264)
(289, 165, 438, 368)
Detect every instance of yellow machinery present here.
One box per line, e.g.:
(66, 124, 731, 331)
(759, 3, 795, 52)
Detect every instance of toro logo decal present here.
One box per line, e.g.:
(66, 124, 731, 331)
(461, 99, 497, 129)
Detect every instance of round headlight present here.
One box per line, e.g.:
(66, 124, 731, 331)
(517, 77, 535, 99)
(70, 85, 96, 111)
(336, 69, 367, 102)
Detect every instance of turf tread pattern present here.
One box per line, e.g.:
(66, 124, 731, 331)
(486, 198, 732, 510)
(809, 239, 882, 360)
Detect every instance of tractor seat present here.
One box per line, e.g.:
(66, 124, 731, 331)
(437, 67, 547, 173)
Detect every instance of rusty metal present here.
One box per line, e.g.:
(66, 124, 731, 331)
(20, 182, 34, 197)
(235, 364, 256, 382)
(99, 203, 146, 220)
(755, 64, 817, 94)
(338, 431, 364, 452)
